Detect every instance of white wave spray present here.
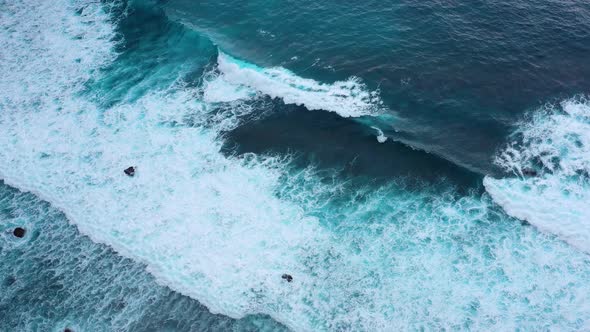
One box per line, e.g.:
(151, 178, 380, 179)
(216, 51, 383, 118)
(485, 97, 590, 253)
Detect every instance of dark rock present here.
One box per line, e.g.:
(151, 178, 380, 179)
(124, 166, 135, 177)
(64, 328, 73, 332)
(522, 168, 537, 177)
(13, 227, 25, 238)
(281, 274, 293, 282)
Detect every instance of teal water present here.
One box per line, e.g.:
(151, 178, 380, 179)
(166, 0, 590, 173)
(0, 182, 285, 331)
(1, 0, 590, 331)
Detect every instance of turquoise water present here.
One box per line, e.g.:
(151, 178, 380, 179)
(1, 0, 590, 330)
(0, 182, 285, 331)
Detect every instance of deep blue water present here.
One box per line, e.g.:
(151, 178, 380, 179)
(166, 0, 590, 173)
(1, 0, 590, 330)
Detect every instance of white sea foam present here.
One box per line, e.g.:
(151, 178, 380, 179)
(0, 0, 116, 107)
(216, 51, 383, 118)
(2, 1, 590, 331)
(0, 0, 325, 326)
(484, 97, 590, 253)
(0, 6, 321, 324)
(201, 69, 256, 103)
(371, 126, 388, 143)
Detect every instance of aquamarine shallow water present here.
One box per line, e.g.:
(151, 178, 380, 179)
(1, 0, 590, 331)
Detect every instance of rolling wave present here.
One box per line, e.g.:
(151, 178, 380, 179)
(216, 51, 384, 118)
(485, 97, 590, 253)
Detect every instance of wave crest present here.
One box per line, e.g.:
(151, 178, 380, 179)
(216, 51, 384, 118)
(485, 96, 590, 253)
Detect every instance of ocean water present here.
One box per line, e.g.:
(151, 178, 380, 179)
(1, 0, 590, 331)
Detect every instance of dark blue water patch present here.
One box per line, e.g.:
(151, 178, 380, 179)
(0, 181, 287, 332)
(163, 0, 590, 174)
(370, 111, 509, 176)
(223, 102, 482, 193)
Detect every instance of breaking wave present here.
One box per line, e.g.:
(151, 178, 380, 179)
(216, 51, 383, 118)
(485, 96, 590, 253)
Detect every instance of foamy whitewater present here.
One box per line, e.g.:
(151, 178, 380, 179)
(2, 0, 590, 331)
(485, 97, 590, 253)
(216, 52, 383, 118)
